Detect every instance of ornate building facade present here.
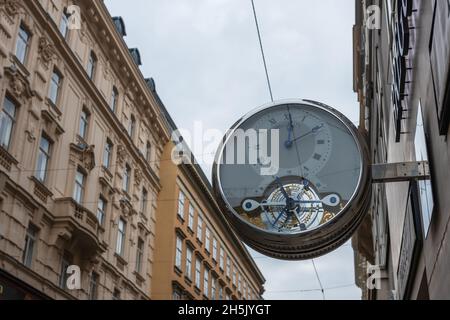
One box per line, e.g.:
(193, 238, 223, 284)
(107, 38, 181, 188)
(0, 0, 265, 300)
(353, 0, 450, 300)
(152, 101, 265, 300)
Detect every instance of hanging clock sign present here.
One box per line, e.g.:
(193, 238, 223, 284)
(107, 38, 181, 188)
(212, 99, 371, 260)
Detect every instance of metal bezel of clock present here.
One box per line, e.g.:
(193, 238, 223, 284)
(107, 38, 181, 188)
(212, 99, 371, 260)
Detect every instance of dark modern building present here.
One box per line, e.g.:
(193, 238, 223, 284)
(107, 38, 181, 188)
(353, 0, 450, 300)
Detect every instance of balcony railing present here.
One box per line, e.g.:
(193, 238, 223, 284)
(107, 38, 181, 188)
(53, 198, 105, 254)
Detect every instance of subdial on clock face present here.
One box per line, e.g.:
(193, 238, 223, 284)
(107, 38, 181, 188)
(237, 177, 344, 233)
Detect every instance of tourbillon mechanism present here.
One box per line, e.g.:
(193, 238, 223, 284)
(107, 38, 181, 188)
(213, 99, 371, 260)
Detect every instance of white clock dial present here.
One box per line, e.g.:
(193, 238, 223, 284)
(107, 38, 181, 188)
(213, 100, 371, 260)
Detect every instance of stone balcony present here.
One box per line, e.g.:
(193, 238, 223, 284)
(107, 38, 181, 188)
(53, 198, 106, 256)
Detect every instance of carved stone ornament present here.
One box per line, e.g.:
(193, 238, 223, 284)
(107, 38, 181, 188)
(70, 143, 96, 172)
(5, 66, 33, 100)
(38, 37, 56, 68)
(134, 168, 142, 187)
(81, 145, 96, 172)
(0, 0, 22, 16)
(116, 145, 127, 166)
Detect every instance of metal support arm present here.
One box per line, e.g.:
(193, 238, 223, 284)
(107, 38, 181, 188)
(371, 161, 430, 183)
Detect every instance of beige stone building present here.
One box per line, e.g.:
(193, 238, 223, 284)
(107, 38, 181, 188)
(152, 105, 266, 300)
(0, 0, 170, 299)
(0, 0, 265, 300)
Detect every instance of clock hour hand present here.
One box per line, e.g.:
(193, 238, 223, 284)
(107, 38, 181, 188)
(285, 113, 295, 149)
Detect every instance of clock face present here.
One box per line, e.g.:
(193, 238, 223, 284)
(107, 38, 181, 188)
(214, 101, 364, 239)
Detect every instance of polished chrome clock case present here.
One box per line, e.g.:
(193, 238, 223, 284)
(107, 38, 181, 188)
(212, 99, 371, 260)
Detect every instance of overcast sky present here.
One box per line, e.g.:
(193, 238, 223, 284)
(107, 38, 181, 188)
(105, 0, 362, 300)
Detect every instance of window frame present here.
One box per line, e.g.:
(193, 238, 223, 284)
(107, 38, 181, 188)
(35, 133, 52, 183)
(49, 69, 62, 106)
(97, 196, 106, 226)
(195, 257, 201, 289)
(79, 108, 90, 140)
(103, 139, 113, 169)
(22, 224, 38, 268)
(175, 235, 183, 270)
(116, 218, 126, 256)
(186, 246, 193, 280)
(136, 237, 145, 274)
(59, 10, 70, 39)
(110, 86, 118, 113)
(15, 24, 31, 65)
(123, 164, 131, 193)
(177, 191, 185, 220)
(87, 51, 97, 80)
(0, 95, 18, 150)
(73, 168, 86, 205)
(188, 204, 195, 231)
(89, 272, 99, 300)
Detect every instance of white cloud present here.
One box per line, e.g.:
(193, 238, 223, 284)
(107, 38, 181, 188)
(105, 0, 362, 300)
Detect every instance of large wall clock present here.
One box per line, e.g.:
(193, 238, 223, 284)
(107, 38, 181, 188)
(212, 100, 371, 260)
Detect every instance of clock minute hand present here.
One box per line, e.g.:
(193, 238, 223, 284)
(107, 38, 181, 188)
(292, 124, 324, 143)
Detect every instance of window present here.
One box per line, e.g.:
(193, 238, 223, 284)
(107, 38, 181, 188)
(22, 224, 38, 268)
(0, 96, 17, 149)
(197, 215, 203, 242)
(219, 248, 224, 270)
(175, 235, 183, 270)
(123, 164, 131, 193)
(211, 276, 217, 300)
(35, 134, 51, 183)
(219, 285, 224, 300)
(59, 10, 69, 38)
(87, 51, 97, 80)
(232, 264, 237, 287)
(415, 102, 435, 237)
(205, 228, 211, 253)
(116, 218, 126, 256)
(188, 205, 194, 230)
(226, 255, 231, 278)
(110, 87, 118, 112)
(243, 281, 247, 298)
(203, 268, 209, 297)
(73, 169, 85, 204)
(238, 273, 242, 292)
(103, 139, 113, 169)
(136, 238, 144, 274)
(172, 289, 182, 300)
(195, 258, 201, 288)
(97, 197, 106, 226)
(59, 251, 72, 289)
(128, 115, 136, 138)
(49, 69, 62, 105)
(177, 191, 185, 220)
(89, 273, 99, 300)
(186, 247, 193, 280)
(112, 289, 121, 300)
(141, 188, 148, 215)
(145, 141, 152, 162)
(79, 108, 89, 140)
(15, 25, 30, 64)
(212, 238, 218, 261)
